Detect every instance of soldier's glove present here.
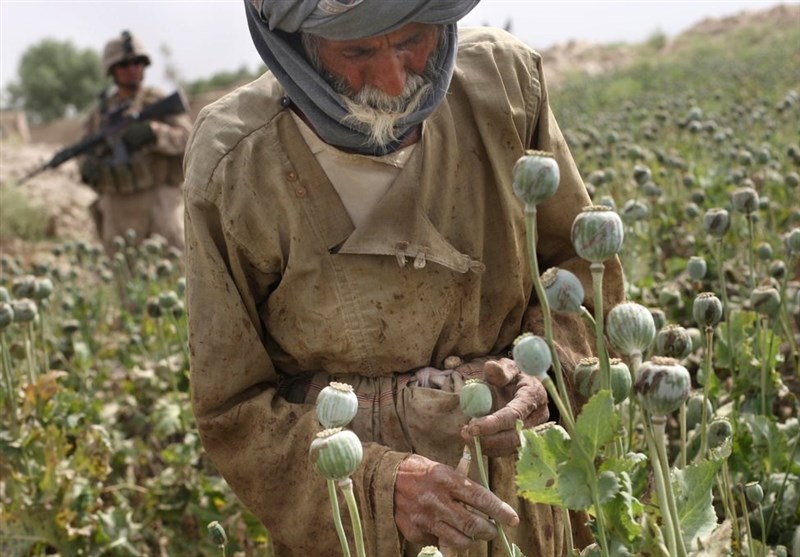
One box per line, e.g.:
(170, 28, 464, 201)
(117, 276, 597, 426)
(122, 121, 156, 152)
(80, 158, 102, 186)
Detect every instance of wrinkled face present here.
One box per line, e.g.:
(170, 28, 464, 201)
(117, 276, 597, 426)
(314, 22, 440, 97)
(303, 23, 445, 148)
(111, 58, 146, 91)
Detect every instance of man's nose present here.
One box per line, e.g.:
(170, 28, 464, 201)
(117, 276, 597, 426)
(366, 51, 407, 97)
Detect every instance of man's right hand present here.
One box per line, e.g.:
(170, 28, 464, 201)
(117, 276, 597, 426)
(394, 454, 519, 549)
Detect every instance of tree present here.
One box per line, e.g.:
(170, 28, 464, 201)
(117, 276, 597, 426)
(6, 39, 106, 124)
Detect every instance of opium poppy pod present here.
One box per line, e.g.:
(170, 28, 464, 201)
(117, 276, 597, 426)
(606, 301, 656, 356)
(10, 298, 37, 323)
(541, 267, 585, 314)
(656, 324, 693, 359)
(459, 379, 493, 418)
(692, 292, 724, 328)
(750, 285, 781, 317)
(0, 301, 14, 329)
(511, 150, 560, 206)
(309, 428, 363, 481)
(571, 205, 624, 263)
(512, 333, 552, 380)
(316, 381, 359, 429)
(703, 208, 730, 238)
(634, 357, 691, 417)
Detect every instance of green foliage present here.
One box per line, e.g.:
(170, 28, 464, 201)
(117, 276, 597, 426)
(0, 186, 50, 241)
(0, 238, 272, 556)
(5, 39, 105, 123)
(183, 65, 265, 96)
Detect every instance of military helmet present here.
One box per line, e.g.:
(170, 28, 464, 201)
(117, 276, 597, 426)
(102, 30, 151, 74)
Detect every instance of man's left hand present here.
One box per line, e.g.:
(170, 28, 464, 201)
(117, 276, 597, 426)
(459, 358, 548, 457)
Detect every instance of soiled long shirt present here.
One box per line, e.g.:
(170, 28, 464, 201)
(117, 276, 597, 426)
(184, 27, 623, 557)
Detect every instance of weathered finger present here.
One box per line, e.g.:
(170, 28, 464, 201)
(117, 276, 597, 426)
(430, 519, 474, 550)
(465, 396, 535, 437)
(456, 482, 519, 528)
(470, 428, 522, 457)
(483, 358, 517, 388)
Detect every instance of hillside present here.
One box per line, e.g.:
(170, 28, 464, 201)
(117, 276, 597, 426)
(1, 2, 798, 250)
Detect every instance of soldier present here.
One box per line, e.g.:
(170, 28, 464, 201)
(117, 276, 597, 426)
(79, 30, 192, 255)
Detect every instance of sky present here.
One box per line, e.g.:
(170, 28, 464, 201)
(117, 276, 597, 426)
(0, 0, 792, 95)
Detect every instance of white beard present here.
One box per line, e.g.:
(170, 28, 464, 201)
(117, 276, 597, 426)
(339, 75, 431, 149)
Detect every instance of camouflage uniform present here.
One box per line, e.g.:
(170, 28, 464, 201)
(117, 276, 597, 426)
(80, 31, 192, 254)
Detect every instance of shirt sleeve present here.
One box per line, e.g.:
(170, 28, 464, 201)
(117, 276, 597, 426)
(183, 171, 408, 555)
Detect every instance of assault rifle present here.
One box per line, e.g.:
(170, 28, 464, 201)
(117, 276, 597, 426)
(18, 90, 189, 185)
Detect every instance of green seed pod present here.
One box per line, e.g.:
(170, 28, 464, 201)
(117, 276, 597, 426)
(655, 324, 693, 359)
(512, 333, 552, 379)
(0, 286, 9, 302)
(511, 150, 560, 206)
(597, 195, 616, 210)
(787, 228, 800, 255)
(685, 393, 713, 430)
(176, 277, 187, 297)
(609, 358, 632, 404)
(686, 327, 703, 352)
(171, 301, 185, 319)
(0, 301, 14, 329)
(703, 208, 730, 238)
(621, 199, 649, 224)
(11, 299, 38, 323)
(687, 256, 707, 281)
(11, 274, 36, 298)
(744, 481, 764, 504)
(316, 381, 359, 428)
(418, 547, 444, 557)
(459, 379, 493, 418)
(571, 205, 625, 263)
(769, 259, 786, 280)
(207, 520, 228, 547)
(158, 291, 180, 310)
(773, 546, 787, 557)
(785, 172, 800, 189)
(309, 428, 363, 481)
(573, 357, 599, 399)
(684, 202, 700, 219)
(693, 292, 723, 328)
(606, 302, 656, 356)
(632, 164, 652, 186)
(750, 286, 780, 317)
(542, 267, 585, 314)
(706, 417, 732, 450)
(634, 356, 691, 417)
(756, 242, 774, 261)
(32, 277, 54, 300)
(146, 297, 163, 319)
(61, 319, 81, 336)
(658, 286, 681, 307)
(156, 259, 174, 278)
(731, 187, 759, 214)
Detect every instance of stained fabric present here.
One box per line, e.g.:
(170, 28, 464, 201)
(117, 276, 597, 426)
(244, 0, 478, 155)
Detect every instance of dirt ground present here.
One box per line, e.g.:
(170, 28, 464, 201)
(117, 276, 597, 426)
(0, 141, 98, 246)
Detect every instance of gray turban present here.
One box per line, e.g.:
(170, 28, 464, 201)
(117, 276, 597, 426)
(245, 0, 480, 155)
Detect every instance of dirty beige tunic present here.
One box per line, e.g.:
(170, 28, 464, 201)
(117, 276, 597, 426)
(184, 27, 623, 557)
(83, 85, 192, 253)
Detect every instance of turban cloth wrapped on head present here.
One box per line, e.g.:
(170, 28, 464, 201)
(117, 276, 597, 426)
(245, 0, 480, 155)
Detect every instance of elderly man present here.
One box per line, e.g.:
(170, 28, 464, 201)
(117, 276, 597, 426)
(184, 1, 624, 556)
